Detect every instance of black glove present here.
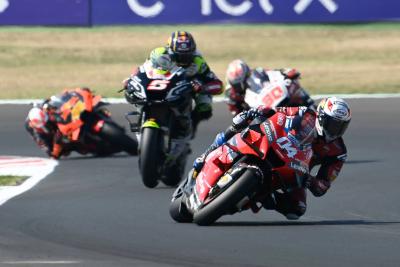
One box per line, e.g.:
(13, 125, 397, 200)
(231, 107, 260, 130)
(247, 107, 265, 120)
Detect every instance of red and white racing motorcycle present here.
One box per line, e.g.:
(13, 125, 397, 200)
(244, 68, 314, 110)
(169, 111, 313, 226)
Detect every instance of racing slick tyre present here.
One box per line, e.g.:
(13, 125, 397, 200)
(139, 127, 162, 188)
(193, 168, 260, 226)
(169, 195, 193, 223)
(100, 121, 138, 155)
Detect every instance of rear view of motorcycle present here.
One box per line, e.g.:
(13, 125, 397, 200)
(169, 112, 313, 225)
(124, 66, 194, 188)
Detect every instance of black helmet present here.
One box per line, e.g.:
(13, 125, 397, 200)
(167, 31, 196, 67)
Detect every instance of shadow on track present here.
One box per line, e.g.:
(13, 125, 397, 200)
(212, 220, 400, 227)
(346, 159, 381, 164)
(62, 154, 133, 161)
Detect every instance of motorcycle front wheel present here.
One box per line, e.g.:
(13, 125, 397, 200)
(169, 194, 193, 223)
(139, 127, 162, 188)
(193, 168, 260, 226)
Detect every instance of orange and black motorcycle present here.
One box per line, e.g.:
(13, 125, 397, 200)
(48, 88, 137, 157)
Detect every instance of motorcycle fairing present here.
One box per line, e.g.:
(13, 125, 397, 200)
(142, 60, 183, 81)
(195, 145, 240, 202)
(55, 89, 105, 142)
(57, 99, 85, 140)
(195, 111, 313, 206)
(239, 125, 270, 160)
(244, 69, 290, 109)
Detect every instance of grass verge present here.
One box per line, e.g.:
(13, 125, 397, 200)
(0, 23, 399, 98)
(0, 175, 29, 186)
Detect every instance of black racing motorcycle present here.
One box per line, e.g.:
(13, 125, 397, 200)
(124, 66, 195, 188)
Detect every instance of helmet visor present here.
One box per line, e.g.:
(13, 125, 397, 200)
(322, 116, 350, 140)
(174, 52, 193, 66)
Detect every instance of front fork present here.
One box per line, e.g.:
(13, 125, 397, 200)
(125, 111, 170, 154)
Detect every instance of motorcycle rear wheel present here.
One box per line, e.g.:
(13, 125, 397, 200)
(193, 168, 260, 226)
(139, 127, 162, 188)
(100, 121, 138, 155)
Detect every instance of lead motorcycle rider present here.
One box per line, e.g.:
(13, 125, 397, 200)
(192, 97, 351, 220)
(124, 31, 223, 138)
(225, 59, 315, 116)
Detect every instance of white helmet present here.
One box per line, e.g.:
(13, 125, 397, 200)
(28, 107, 49, 132)
(226, 59, 250, 88)
(316, 97, 351, 142)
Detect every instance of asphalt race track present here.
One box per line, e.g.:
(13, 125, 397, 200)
(0, 99, 399, 267)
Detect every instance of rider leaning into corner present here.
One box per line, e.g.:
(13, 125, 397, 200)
(123, 31, 224, 138)
(224, 59, 315, 116)
(25, 102, 63, 159)
(26, 88, 138, 159)
(192, 97, 351, 220)
(25, 88, 94, 159)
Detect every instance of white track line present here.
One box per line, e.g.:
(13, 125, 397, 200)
(0, 156, 58, 206)
(2, 261, 80, 265)
(0, 93, 400, 105)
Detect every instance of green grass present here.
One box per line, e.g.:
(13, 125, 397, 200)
(0, 23, 399, 99)
(0, 175, 29, 186)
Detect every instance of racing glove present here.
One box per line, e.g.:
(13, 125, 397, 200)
(232, 106, 274, 131)
(191, 79, 203, 93)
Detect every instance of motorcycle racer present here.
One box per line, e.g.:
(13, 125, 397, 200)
(225, 59, 315, 116)
(124, 47, 193, 140)
(124, 31, 223, 137)
(25, 103, 66, 159)
(27, 88, 138, 159)
(192, 97, 351, 220)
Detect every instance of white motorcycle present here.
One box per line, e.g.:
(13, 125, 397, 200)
(243, 68, 314, 109)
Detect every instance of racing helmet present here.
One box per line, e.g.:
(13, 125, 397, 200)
(226, 59, 251, 93)
(316, 97, 351, 142)
(28, 107, 49, 133)
(149, 47, 174, 75)
(167, 31, 196, 67)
